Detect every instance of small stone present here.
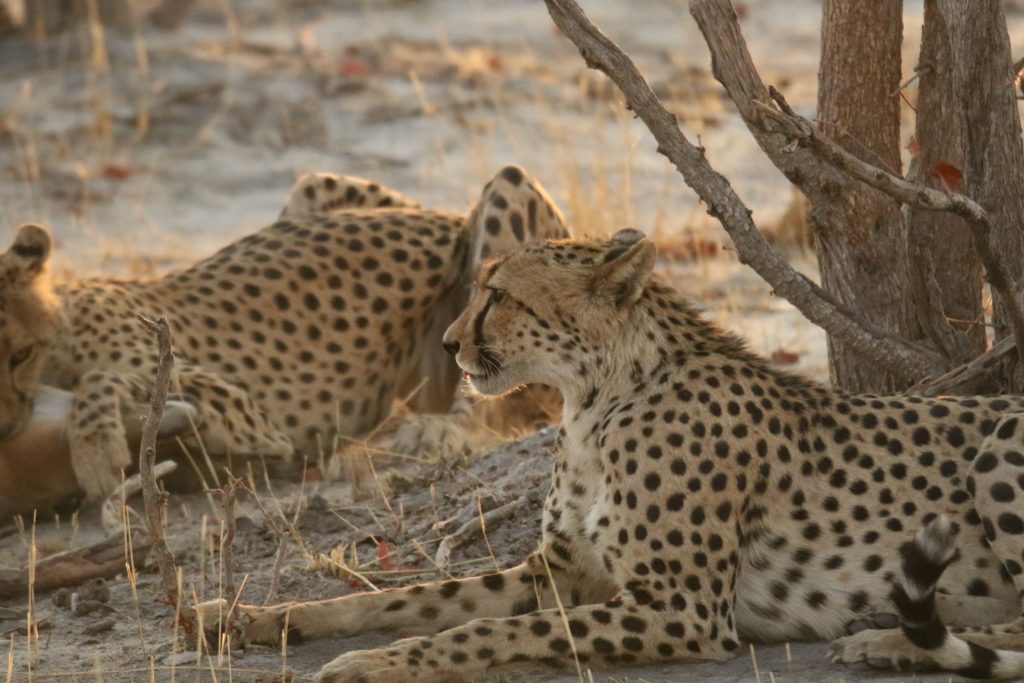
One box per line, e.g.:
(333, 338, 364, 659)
(162, 651, 199, 666)
(52, 588, 72, 608)
(83, 617, 116, 635)
(79, 579, 110, 603)
(73, 599, 115, 617)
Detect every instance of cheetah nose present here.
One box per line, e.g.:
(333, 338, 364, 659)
(442, 340, 460, 356)
(0, 421, 16, 439)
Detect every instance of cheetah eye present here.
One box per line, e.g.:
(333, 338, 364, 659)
(489, 289, 506, 304)
(8, 346, 33, 371)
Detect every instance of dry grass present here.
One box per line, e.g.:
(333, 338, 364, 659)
(0, 1, 835, 681)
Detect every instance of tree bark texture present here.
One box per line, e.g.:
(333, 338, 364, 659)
(815, 0, 917, 392)
(906, 0, 985, 367)
(937, 0, 1024, 374)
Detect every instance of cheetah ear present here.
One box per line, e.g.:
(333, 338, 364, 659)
(466, 165, 569, 269)
(593, 229, 655, 307)
(1, 224, 52, 286)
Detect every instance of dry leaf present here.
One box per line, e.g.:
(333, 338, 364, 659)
(928, 161, 965, 193)
(339, 58, 369, 77)
(906, 135, 921, 159)
(376, 540, 393, 570)
(770, 348, 801, 365)
(101, 163, 136, 180)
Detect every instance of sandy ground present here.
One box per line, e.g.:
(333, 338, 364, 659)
(4, 0, 1024, 681)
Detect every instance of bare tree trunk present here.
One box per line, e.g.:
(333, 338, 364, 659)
(939, 0, 1024, 389)
(906, 0, 985, 368)
(814, 0, 916, 392)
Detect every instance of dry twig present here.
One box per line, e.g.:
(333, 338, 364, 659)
(543, 0, 946, 385)
(434, 497, 527, 570)
(100, 461, 178, 535)
(753, 87, 1024, 360)
(137, 315, 180, 603)
(216, 477, 240, 612)
(0, 531, 150, 599)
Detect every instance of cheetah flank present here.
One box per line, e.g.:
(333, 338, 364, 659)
(0, 166, 565, 502)
(201, 229, 1024, 681)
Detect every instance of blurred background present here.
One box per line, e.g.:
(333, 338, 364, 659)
(5, 0, 1020, 380)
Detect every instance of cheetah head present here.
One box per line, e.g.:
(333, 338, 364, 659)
(0, 225, 59, 439)
(442, 228, 655, 397)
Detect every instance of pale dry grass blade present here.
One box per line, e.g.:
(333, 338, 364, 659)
(540, 554, 585, 683)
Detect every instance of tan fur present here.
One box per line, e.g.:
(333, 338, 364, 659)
(0, 224, 60, 440)
(199, 230, 1024, 682)
(1, 167, 566, 502)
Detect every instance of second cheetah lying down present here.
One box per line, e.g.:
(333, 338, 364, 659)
(0, 166, 565, 506)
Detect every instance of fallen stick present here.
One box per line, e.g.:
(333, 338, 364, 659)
(137, 315, 180, 603)
(0, 530, 151, 599)
(434, 497, 527, 570)
(217, 477, 240, 613)
(100, 460, 179, 535)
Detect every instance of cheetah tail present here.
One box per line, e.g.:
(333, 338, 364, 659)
(892, 515, 1024, 678)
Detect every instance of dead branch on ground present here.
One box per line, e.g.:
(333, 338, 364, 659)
(434, 497, 527, 570)
(0, 531, 150, 599)
(910, 336, 1018, 396)
(137, 315, 180, 604)
(216, 477, 240, 612)
(544, 0, 946, 385)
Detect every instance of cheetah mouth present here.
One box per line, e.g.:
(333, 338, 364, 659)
(461, 366, 501, 387)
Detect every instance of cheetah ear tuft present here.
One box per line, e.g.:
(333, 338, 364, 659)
(594, 229, 655, 307)
(1, 224, 52, 285)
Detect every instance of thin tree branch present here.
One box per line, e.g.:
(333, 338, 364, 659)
(543, 0, 946, 385)
(756, 87, 1024, 363)
(137, 315, 180, 604)
(911, 335, 1017, 396)
(688, 0, 846, 197)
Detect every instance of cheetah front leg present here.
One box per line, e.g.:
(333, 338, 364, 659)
(170, 362, 293, 464)
(317, 598, 738, 683)
(67, 369, 183, 499)
(196, 547, 615, 646)
(67, 364, 291, 500)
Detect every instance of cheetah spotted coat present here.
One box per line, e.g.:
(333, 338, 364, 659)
(200, 229, 1024, 681)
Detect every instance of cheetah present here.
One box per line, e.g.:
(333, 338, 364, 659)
(0, 166, 566, 502)
(200, 228, 1024, 681)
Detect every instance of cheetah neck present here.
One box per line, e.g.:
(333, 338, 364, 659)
(559, 280, 823, 426)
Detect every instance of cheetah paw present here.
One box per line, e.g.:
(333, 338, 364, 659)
(316, 649, 407, 683)
(829, 629, 935, 671)
(72, 441, 133, 502)
(376, 414, 481, 459)
(193, 599, 289, 645)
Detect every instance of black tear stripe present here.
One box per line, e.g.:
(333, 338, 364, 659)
(473, 294, 501, 372)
